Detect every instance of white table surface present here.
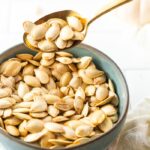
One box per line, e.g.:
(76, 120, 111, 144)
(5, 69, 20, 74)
(0, 0, 150, 149)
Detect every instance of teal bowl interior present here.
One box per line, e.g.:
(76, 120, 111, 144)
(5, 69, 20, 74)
(0, 43, 129, 150)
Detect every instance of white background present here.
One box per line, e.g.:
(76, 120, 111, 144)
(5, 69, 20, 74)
(0, 0, 150, 149)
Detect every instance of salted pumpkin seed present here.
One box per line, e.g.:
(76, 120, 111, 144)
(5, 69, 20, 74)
(13, 108, 30, 113)
(34, 69, 49, 84)
(0, 88, 12, 98)
(51, 69, 61, 80)
(50, 62, 70, 74)
(24, 75, 41, 87)
(38, 40, 58, 52)
(23, 129, 47, 142)
(26, 119, 44, 133)
(81, 102, 89, 117)
(15, 74, 22, 83)
(60, 86, 69, 96)
(46, 77, 56, 90)
(73, 31, 84, 40)
(63, 110, 76, 117)
(85, 68, 104, 78)
(89, 110, 106, 126)
(23, 92, 34, 102)
(40, 58, 55, 66)
(4, 116, 22, 125)
(0, 61, 10, 74)
(55, 37, 67, 49)
(3, 60, 22, 76)
(52, 116, 68, 123)
(13, 102, 33, 109)
(74, 98, 84, 114)
(42, 52, 55, 60)
(94, 75, 106, 85)
(21, 61, 28, 68)
(75, 124, 93, 137)
(60, 72, 72, 86)
(30, 23, 49, 40)
(18, 81, 30, 98)
(75, 87, 85, 100)
(30, 98, 47, 113)
(40, 132, 55, 148)
(80, 117, 95, 128)
(91, 91, 115, 107)
(111, 93, 119, 106)
(65, 40, 73, 48)
(64, 120, 81, 130)
(54, 99, 73, 111)
(1, 75, 15, 88)
(47, 18, 67, 27)
(99, 117, 113, 132)
(68, 87, 75, 96)
(69, 77, 82, 89)
(66, 143, 78, 148)
(3, 108, 12, 118)
(60, 25, 74, 41)
(49, 88, 63, 98)
(16, 54, 33, 61)
(44, 94, 61, 104)
(73, 137, 90, 144)
(90, 106, 100, 112)
(67, 16, 83, 32)
(48, 105, 59, 117)
(33, 52, 42, 60)
(85, 85, 96, 96)
(109, 114, 118, 123)
(30, 112, 48, 118)
(13, 113, 32, 120)
(68, 63, 77, 72)
(38, 65, 51, 76)
(63, 126, 77, 140)
(0, 98, 13, 109)
(108, 79, 115, 92)
(7, 97, 16, 105)
(22, 64, 35, 76)
(77, 57, 92, 69)
(45, 23, 60, 41)
(19, 120, 28, 137)
(70, 114, 83, 120)
(78, 69, 93, 84)
(56, 57, 72, 64)
(56, 52, 73, 57)
(44, 122, 64, 133)
(23, 21, 35, 33)
(26, 34, 38, 48)
(101, 104, 117, 116)
(6, 125, 20, 136)
(11, 94, 22, 103)
(96, 86, 109, 101)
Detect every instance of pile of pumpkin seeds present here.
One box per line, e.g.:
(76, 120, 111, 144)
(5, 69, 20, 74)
(24, 16, 84, 51)
(0, 51, 119, 149)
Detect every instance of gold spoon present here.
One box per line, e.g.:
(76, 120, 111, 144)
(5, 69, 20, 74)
(23, 0, 132, 52)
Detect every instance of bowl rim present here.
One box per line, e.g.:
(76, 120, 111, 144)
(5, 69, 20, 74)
(0, 43, 129, 150)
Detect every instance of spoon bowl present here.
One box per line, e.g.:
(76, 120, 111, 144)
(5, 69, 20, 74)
(23, 0, 132, 52)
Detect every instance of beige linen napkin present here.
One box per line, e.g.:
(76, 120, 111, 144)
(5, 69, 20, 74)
(110, 98, 150, 150)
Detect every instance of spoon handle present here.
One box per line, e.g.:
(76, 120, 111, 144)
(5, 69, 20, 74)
(87, 0, 132, 26)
